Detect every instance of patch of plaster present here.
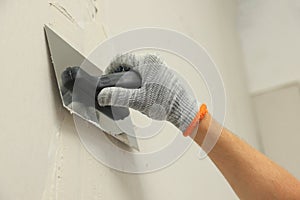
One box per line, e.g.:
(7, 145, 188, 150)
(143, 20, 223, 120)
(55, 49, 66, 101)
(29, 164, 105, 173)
(49, 0, 101, 29)
(49, 2, 77, 24)
(41, 113, 66, 200)
(87, 0, 99, 21)
(101, 24, 108, 38)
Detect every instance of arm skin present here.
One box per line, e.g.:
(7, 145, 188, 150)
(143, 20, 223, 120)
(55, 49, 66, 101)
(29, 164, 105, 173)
(192, 113, 300, 200)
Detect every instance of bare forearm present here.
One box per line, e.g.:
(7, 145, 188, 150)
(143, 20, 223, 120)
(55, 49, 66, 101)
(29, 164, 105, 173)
(192, 113, 300, 200)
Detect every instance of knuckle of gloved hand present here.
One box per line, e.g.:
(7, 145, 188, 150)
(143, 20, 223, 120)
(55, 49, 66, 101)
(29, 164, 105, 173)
(143, 54, 163, 65)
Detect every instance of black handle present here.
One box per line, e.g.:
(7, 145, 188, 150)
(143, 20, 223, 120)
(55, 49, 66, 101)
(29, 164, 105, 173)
(61, 66, 142, 120)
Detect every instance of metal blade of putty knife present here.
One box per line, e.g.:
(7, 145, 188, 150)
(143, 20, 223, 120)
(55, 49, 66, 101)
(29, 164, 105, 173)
(44, 25, 139, 150)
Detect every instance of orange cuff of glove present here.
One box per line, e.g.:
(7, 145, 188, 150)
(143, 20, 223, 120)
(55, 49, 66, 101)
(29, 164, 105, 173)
(183, 104, 208, 137)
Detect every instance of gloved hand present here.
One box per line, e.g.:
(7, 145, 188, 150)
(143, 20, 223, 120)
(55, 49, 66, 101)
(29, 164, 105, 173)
(97, 54, 199, 133)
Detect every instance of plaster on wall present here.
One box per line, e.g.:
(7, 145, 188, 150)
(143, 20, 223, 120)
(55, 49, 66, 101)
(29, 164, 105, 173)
(0, 0, 106, 199)
(44, 2, 255, 199)
(0, 0, 259, 199)
(49, 2, 77, 24)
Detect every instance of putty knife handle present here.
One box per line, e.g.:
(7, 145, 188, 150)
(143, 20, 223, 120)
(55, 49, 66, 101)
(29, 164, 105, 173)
(61, 67, 142, 120)
(95, 70, 142, 120)
(97, 70, 142, 92)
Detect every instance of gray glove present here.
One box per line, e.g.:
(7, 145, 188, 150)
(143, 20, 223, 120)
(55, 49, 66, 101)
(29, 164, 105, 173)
(97, 54, 199, 133)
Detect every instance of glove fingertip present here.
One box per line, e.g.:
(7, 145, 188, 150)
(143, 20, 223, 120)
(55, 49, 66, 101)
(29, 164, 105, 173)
(97, 87, 113, 106)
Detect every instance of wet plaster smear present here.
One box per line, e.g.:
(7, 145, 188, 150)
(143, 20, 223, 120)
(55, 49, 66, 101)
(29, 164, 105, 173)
(0, 0, 259, 199)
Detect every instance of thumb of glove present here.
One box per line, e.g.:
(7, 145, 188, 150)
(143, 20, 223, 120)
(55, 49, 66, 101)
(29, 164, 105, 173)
(97, 87, 139, 108)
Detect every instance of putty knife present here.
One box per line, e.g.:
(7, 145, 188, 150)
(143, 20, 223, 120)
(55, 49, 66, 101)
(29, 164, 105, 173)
(44, 25, 141, 150)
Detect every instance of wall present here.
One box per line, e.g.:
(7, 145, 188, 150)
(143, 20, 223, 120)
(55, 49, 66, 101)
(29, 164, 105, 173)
(238, 0, 300, 94)
(253, 84, 300, 179)
(0, 1, 106, 199)
(0, 0, 259, 199)
(238, 0, 300, 179)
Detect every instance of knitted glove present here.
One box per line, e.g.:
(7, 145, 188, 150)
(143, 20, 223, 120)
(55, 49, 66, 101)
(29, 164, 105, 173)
(97, 54, 199, 133)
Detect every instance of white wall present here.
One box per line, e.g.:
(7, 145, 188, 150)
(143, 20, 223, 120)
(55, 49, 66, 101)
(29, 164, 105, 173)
(0, 1, 106, 199)
(253, 84, 300, 179)
(238, 0, 300, 179)
(238, 0, 300, 94)
(0, 1, 259, 199)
